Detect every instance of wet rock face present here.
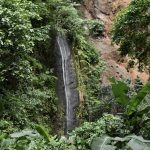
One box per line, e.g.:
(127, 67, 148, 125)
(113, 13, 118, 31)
(54, 34, 79, 134)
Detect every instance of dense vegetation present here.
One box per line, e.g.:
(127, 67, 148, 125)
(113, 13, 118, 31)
(0, 0, 105, 133)
(0, 0, 150, 149)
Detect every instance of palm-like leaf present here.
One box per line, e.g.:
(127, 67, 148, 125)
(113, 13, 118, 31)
(110, 77, 129, 106)
(127, 82, 150, 115)
(91, 136, 116, 150)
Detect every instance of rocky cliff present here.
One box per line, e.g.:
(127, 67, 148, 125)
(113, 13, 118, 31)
(84, 0, 131, 33)
(83, 0, 149, 84)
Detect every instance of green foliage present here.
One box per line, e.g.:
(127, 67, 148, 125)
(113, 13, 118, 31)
(45, 0, 105, 122)
(91, 136, 115, 150)
(0, 120, 17, 135)
(112, 0, 150, 70)
(98, 77, 146, 115)
(110, 78, 129, 106)
(0, 118, 149, 150)
(0, 0, 104, 139)
(111, 78, 150, 138)
(110, 78, 150, 115)
(84, 19, 104, 37)
(74, 32, 105, 121)
(134, 77, 143, 92)
(0, 0, 49, 85)
(0, 71, 59, 129)
(0, 128, 76, 150)
(127, 81, 150, 115)
(71, 114, 129, 149)
(0, 0, 62, 132)
(35, 125, 51, 142)
(91, 135, 150, 150)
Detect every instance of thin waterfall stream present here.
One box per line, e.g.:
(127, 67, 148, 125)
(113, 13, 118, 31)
(55, 33, 79, 134)
(57, 35, 70, 129)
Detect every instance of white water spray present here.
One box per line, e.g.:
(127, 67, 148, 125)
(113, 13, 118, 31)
(57, 35, 71, 132)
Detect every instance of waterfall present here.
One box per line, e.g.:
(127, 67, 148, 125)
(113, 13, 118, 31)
(55, 33, 79, 134)
(57, 35, 71, 130)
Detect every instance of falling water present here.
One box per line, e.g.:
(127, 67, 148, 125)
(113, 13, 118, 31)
(55, 33, 79, 134)
(57, 35, 70, 130)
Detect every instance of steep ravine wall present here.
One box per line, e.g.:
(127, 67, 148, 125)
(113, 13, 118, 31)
(83, 0, 149, 84)
(84, 0, 131, 33)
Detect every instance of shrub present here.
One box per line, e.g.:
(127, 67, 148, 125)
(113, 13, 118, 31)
(71, 114, 129, 149)
(84, 19, 104, 37)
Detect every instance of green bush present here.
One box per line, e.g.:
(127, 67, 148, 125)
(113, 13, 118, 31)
(110, 78, 150, 138)
(0, 71, 59, 129)
(71, 114, 129, 149)
(0, 0, 62, 131)
(0, 0, 49, 86)
(84, 19, 104, 37)
(0, 127, 76, 150)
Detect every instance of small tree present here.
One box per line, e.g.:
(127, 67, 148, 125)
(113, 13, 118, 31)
(112, 0, 150, 71)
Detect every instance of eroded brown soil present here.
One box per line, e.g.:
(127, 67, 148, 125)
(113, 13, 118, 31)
(83, 0, 149, 84)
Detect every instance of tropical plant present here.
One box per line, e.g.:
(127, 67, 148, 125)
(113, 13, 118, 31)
(91, 135, 150, 150)
(0, 125, 76, 150)
(71, 114, 129, 150)
(110, 78, 150, 136)
(110, 78, 150, 115)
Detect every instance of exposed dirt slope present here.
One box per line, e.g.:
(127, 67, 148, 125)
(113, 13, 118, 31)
(84, 0, 131, 33)
(83, 0, 149, 84)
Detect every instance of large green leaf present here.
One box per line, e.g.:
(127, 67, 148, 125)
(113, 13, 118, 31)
(10, 129, 38, 138)
(113, 135, 150, 150)
(127, 138, 150, 150)
(127, 82, 150, 115)
(91, 135, 150, 150)
(110, 77, 129, 106)
(126, 135, 150, 143)
(35, 125, 51, 142)
(91, 136, 116, 150)
(0, 133, 7, 141)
